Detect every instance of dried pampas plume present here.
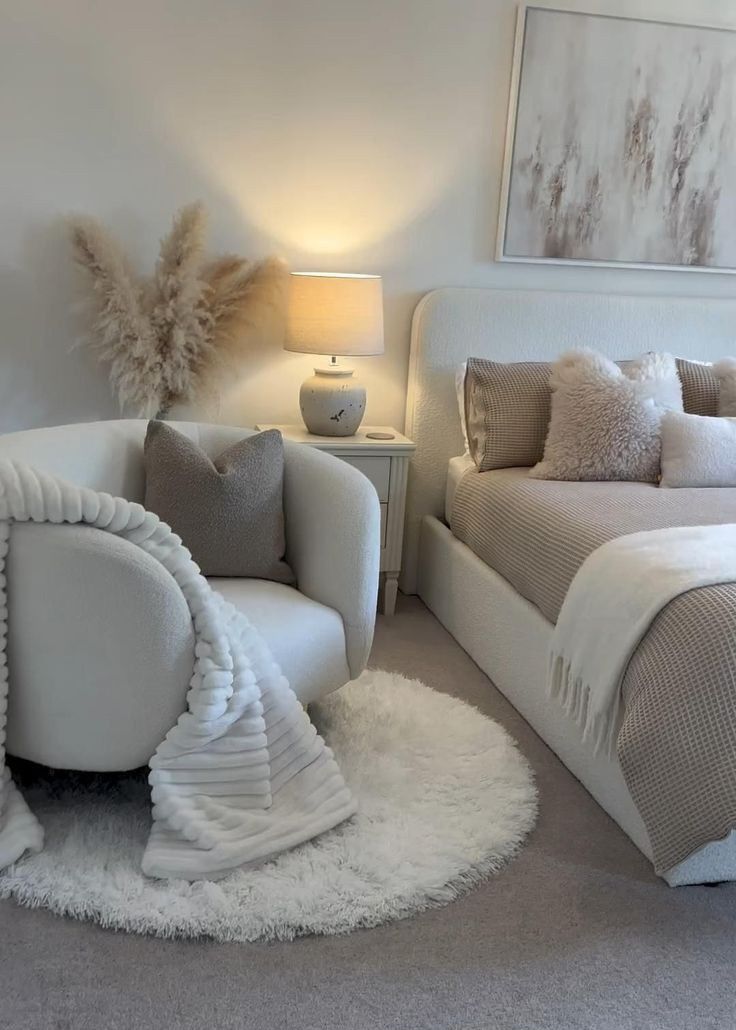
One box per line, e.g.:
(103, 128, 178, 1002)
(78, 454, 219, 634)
(71, 217, 162, 417)
(71, 203, 287, 418)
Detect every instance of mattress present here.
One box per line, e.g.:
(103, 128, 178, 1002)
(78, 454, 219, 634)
(450, 466, 736, 624)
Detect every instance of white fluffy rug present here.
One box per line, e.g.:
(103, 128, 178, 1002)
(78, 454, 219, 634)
(0, 671, 537, 942)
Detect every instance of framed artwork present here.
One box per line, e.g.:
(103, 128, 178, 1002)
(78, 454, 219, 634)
(497, 4, 736, 272)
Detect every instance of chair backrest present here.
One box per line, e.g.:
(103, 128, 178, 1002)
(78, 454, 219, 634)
(0, 420, 257, 501)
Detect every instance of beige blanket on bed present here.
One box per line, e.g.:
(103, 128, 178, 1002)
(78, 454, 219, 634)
(451, 468, 736, 875)
(550, 524, 736, 757)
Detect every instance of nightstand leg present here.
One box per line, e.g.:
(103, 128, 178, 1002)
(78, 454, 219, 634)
(382, 573, 399, 616)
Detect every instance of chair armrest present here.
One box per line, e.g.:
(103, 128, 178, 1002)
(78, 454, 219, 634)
(282, 443, 381, 679)
(6, 522, 194, 770)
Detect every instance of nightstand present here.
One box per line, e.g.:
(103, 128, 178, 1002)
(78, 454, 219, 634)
(256, 425, 415, 616)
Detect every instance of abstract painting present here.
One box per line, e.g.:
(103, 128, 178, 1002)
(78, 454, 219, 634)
(498, 6, 736, 271)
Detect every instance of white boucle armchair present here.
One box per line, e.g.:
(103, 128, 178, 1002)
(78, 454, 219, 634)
(0, 420, 381, 771)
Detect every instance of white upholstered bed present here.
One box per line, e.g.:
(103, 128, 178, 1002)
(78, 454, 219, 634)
(403, 286, 736, 886)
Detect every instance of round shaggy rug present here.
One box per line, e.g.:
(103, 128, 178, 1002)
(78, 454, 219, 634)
(0, 670, 537, 942)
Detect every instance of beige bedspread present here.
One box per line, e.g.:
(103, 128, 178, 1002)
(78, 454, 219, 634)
(451, 468, 736, 874)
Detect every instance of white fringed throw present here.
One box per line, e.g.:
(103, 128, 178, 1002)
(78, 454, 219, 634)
(549, 523, 736, 758)
(0, 460, 355, 881)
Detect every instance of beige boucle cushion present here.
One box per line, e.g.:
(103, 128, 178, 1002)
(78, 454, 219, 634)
(530, 350, 682, 482)
(144, 421, 294, 582)
(660, 410, 736, 488)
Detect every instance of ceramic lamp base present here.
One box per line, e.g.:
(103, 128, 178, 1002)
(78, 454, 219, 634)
(299, 367, 366, 437)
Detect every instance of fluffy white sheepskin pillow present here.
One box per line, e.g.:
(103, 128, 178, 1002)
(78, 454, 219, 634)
(715, 358, 736, 417)
(660, 410, 736, 488)
(529, 350, 682, 482)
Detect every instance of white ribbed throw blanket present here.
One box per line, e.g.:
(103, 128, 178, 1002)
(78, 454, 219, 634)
(0, 460, 356, 881)
(549, 523, 736, 758)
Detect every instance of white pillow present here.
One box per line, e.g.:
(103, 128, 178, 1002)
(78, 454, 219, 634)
(530, 349, 682, 482)
(455, 361, 469, 454)
(660, 410, 736, 488)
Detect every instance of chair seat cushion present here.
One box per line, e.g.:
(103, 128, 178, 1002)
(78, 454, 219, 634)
(209, 578, 351, 705)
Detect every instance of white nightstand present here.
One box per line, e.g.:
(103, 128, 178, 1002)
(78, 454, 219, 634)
(257, 425, 415, 616)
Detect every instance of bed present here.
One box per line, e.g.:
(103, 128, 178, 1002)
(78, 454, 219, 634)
(403, 286, 736, 886)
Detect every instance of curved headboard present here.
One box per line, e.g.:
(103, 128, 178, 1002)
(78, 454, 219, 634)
(401, 286, 736, 593)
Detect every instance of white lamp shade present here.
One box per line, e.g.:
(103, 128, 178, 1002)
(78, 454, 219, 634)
(285, 272, 384, 357)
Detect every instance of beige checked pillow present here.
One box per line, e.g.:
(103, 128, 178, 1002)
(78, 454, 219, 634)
(464, 357, 552, 470)
(676, 358, 719, 417)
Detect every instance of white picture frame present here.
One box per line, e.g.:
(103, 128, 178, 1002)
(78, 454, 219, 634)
(496, 3, 736, 273)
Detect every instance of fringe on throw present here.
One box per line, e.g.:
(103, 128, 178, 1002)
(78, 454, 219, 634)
(548, 653, 621, 759)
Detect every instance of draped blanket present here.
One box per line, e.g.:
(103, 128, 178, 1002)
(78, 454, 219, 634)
(549, 523, 736, 758)
(0, 460, 356, 881)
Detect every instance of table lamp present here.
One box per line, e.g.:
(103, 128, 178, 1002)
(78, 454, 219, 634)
(285, 272, 384, 436)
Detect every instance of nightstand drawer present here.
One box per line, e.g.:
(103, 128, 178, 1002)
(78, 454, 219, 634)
(340, 455, 391, 501)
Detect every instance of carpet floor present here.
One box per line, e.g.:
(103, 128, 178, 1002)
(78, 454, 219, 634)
(2, 595, 736, 1030)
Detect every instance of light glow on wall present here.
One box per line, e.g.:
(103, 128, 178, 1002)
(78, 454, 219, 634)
(160, 119, 466, 257)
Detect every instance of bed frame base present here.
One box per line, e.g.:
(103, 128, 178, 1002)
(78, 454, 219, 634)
(418, 514, 736, 886)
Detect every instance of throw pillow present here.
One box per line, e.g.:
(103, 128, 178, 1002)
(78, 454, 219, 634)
(715, 358, 736, 417)
(464, 357, 553, 470)
(529, 350, 682, 482)
(660, 410, 736, 488)
(144, 422, 294, 582)
(676, 358, 719, 417)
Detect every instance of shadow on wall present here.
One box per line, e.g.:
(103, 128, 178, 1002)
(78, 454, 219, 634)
(0, 218, 111, 433)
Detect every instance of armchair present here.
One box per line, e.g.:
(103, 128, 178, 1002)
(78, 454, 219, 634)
(0, 420, 381, 770)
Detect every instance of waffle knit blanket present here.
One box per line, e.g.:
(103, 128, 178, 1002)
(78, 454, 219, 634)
(549, 523, 736, 759)
(0, 460, 356, 881)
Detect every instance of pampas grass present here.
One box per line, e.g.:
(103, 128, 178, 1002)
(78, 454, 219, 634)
(147, 203, 213, 416)
(71, 217, 163, 416)
(72, 203, 287, 417)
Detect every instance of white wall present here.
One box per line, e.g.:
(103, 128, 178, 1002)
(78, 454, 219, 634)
(1, 0, 735, 435)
